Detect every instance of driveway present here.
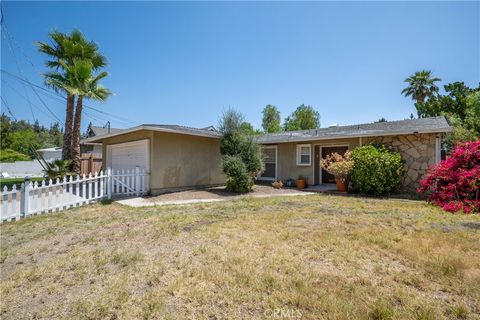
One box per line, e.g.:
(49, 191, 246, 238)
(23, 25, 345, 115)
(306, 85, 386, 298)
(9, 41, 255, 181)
(116, 184, 336, 207)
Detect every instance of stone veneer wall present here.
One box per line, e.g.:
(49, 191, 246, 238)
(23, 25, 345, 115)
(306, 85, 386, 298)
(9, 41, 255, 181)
(363, 133, 437, 191)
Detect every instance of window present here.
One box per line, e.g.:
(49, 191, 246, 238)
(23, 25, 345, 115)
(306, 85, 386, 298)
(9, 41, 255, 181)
(259, 146, 277, 180)
(297, 144, 311, 166)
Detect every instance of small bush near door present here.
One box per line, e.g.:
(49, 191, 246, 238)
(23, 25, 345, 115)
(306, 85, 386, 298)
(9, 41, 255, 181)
(350, 145, 404, 195)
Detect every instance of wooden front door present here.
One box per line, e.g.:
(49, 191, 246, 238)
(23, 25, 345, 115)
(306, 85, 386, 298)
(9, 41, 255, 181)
(321, 146, 348, 183)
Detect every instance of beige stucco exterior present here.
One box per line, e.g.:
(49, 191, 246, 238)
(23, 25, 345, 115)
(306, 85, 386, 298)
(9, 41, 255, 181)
(262, 133, 440, 191)
(101, 130, 224, 194)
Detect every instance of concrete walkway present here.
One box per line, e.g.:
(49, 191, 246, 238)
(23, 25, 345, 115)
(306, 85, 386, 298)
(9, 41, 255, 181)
(116, 188, 322, 208)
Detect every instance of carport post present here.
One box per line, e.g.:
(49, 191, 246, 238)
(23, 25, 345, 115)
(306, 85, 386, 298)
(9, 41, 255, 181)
(107, 168, 112, 199)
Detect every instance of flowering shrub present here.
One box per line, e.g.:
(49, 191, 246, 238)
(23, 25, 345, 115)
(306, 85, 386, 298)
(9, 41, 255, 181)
(320, 151, 353, 181)
(418, 140, 480, 213)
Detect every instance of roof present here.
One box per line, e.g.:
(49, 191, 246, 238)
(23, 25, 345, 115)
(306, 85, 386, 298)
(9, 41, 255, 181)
(86, 125, 124, 137)
(87, 124, 221, 142)
(37, 147, 62, 152)
(257, 116, 452, 144)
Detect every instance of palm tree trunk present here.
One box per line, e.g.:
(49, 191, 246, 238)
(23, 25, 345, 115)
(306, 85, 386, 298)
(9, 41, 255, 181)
(61, 94, 75, 160)
(71, 95, 83, 174)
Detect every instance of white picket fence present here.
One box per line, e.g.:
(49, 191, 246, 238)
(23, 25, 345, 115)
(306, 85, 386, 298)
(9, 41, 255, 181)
(0, 167, 149, 223)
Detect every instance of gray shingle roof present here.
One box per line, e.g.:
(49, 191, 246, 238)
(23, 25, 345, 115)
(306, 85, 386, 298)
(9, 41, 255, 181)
(257, 116, 452, 144)
(87, 126, 124, 137)
(142, 124, 221, 137)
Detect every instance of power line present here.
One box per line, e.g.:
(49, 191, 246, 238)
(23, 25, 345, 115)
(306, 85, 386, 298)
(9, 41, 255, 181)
(1, 23, 36, 121)
(1, 96, 18, 121)
(1, 78, 63, 124)
(1, 69, 138, 127)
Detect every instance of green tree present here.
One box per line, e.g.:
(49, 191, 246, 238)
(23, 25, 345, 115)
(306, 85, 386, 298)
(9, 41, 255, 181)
(37, 29, 107, 161)
(10, 129, 40, 158)
(262, 105, 281, 133)
(1, 114, 12, 148)
(283, 104, 320, 131)
(219, 108, 263, 193)
(401, 70, 441, 117)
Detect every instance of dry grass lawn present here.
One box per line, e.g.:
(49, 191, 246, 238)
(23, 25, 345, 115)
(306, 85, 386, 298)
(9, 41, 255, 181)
(1, 194, 479, 319)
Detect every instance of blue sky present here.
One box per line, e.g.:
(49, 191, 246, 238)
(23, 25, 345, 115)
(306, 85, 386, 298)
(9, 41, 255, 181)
(1, 1, 479, 131)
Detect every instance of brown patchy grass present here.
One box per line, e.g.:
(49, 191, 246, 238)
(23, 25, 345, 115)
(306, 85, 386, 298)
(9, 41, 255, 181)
(0, 195, 479, 319)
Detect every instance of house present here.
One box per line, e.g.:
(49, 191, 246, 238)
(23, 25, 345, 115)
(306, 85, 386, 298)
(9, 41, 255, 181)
(87, 124, 225, 194)
(81, 123, 124, 154)
(89, 116, 452, 194)
(256, 116, 452, 190)
(37, 147, 62, 162)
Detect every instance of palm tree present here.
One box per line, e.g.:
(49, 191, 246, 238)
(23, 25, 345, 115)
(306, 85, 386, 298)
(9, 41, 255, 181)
(63, 60, 111, 173)
(37, 29, 107, 161)
(401, 70, 441, 117)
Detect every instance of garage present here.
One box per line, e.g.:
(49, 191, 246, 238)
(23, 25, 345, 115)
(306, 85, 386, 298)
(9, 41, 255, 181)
(106, 139, 150, 172)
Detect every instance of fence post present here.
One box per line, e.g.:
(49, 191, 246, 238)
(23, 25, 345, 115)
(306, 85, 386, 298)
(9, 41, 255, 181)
(89, 153, 94, 174)
(20, 176, 30, 218)
(135, 166, 140, 196)
(107, 168, 112, 199)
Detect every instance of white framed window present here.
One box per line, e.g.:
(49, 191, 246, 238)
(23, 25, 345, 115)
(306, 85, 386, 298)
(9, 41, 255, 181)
(296, 144, 311, 166)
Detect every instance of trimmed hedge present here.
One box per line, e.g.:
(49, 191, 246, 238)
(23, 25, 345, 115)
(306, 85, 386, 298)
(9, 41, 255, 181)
(350, 145, 404, 195)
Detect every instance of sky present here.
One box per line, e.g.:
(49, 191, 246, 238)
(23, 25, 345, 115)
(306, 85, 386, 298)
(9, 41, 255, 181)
(1, 1, 479, 132)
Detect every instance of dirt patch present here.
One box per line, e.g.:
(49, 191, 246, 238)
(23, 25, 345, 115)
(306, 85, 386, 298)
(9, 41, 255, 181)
(146, 184, 309, 202)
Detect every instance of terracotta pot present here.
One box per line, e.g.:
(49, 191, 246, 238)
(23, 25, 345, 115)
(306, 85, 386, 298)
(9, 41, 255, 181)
(296, 179, 306, 189)
(335, 178, 347, 192)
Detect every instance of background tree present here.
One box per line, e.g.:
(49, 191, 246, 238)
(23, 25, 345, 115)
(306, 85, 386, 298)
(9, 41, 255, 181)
(283, 104, 320, 131)
(0, 114, 63, 160)
(401, 70, 441, 118)
(37, 29, 107, 161)
(262, 105, 281, 133)
(408, 79, 480, 148)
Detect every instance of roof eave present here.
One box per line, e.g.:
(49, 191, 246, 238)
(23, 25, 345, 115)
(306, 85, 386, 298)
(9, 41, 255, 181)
(87, 125, 222, 142)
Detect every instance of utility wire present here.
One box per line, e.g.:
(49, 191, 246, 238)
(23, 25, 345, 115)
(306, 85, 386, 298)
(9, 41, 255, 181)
(1, 78, 63, 124)
(1, 23, 36, 121)
(2, 69, 138, 127)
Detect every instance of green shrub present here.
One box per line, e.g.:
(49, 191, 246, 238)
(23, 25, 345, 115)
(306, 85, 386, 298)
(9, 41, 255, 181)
(219, 109, 264, 193)
(221, 155, 253, 193)
(350, 145, 404, 195)
(0, 149, 30, 162)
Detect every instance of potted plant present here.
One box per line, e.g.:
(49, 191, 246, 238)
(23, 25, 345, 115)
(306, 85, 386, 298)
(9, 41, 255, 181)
(271, 180, 283, 189)
(320, 151, 353, 192)
(296, 175, 307, 189)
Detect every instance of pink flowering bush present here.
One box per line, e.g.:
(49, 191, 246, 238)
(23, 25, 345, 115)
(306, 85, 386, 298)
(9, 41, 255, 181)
(418, 140, 480, 213)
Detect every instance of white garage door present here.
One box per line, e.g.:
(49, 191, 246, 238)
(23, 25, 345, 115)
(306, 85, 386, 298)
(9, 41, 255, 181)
(107, 139, 149, 172)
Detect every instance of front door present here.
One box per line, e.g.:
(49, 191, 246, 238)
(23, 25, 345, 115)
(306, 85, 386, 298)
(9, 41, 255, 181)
(321, 146, 348, 183)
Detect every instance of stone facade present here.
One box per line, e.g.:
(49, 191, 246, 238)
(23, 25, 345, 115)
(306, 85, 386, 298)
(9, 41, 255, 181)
(363, 133, 438, 191)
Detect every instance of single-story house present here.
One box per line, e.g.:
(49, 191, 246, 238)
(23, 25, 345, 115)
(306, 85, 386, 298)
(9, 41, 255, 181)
(37, 147, 62, 162)
(88, 124, 225, 194)
(81, 123, 124, 155)
(89, 116, 452, 194)
(256, 116, 452, 190)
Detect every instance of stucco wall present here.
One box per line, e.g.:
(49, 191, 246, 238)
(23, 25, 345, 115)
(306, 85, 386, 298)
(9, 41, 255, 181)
(363, 133, 437, 190)
(101, 130, 224, 194)
(150, 131, 224, 194)
(267, 133, 437, 190)
(270, 137, 361, 184)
